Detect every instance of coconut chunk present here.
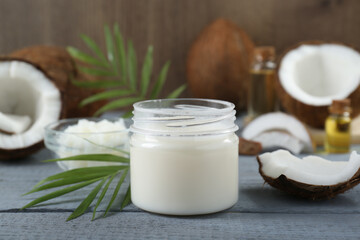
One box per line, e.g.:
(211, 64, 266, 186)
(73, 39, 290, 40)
(257, 150, 360, 199)
(242, 112, 313, 153)
(252, 131, 305, 154)
(0, 112, 31, 134)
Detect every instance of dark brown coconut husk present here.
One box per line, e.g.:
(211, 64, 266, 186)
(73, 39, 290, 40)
(276, 41, 360, 128)
(186, 18, 255, 110)
(0, 46, 104, 160)
(239, 137, 262, 155)
(256, 155, 360, 200)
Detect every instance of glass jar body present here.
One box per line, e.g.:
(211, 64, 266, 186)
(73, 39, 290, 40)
(130, 132, 239, 215)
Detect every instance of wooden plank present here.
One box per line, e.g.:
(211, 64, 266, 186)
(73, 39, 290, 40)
(1, 212, 359, 239)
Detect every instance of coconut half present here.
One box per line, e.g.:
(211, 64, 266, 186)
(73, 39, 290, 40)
(0, 46, 104, 160)
(0, 60, 61, 156)
(242, 112, 314, 154)
(257, 150, 360, 199)
(277, 42, 360, 128)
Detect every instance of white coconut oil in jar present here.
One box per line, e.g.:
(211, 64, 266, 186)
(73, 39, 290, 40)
(130, 99, 239, 215)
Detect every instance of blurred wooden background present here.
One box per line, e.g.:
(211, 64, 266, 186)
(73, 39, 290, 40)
(0, 0, 360, 96)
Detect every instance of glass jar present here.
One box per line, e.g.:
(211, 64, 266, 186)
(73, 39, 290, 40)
(130, 99, 239, 215)
(44, 118, 130, 170)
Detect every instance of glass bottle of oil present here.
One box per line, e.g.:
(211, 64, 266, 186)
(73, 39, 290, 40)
(247, 46, 276, 122)
(325, 99, 352, 153)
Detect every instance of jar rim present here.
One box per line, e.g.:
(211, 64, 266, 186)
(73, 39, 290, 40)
(133, 98, 235, 115)
(131, 98, 238, 136)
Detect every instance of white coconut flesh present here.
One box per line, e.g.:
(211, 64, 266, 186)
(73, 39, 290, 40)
(259, 150, 360, 186)
(252, 131, 305, 154)
(242, 112, 313, 153)
(0, 61, 61, 149)
(0, 112, 31, 134)
(279, 44, 360, 106)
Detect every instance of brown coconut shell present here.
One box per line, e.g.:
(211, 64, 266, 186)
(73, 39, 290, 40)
(276, 41, 360, 128)
(186, 18, 255, 110)
(239, 137, 262, 155)
(257, 156, 360, 200)
(0, 46, 104, 160)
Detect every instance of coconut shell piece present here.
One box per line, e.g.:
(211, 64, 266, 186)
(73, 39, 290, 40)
(257, 150, 360, 200)
(186, 18, 255, 110)
(242, 112, 315, 154)
(276, 41, 360, 128)
(239, 137, 262, 155)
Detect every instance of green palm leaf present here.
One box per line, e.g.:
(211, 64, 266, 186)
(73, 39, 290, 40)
(31, 165, 126, 190)
(92, 173, 116, 220)
(167, 84, 187, 98)
(127, 41, 137, 90)
(104, 169, 129, 216)
(121, 110, 133, 119)
(21, 178, 102, 210)
(80, 89, 134, 107)
(76, 138, 129, 156)
(67, 177, 107, 221)
(67, 47, 108, 68)
(69, 24, 186, 116)
(121, 185, 131, 210)
(22, 154, 131, 221)
(25, 172, 119, 195)
(150, 61, 171, 99)
(80, 34, 108, 64)
(78, 66, 115, 77)
(72, 80, 122, 89)
(114, 23, 127, 82)
(104, 25, 118, 74)
(140, 46, 153, 96)
(45, 154, 130, 163)
(94, 97, 143, 116)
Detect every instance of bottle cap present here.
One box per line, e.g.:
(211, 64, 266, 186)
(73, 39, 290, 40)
(329, 99, 352, 114)
(253, 46, 276, 62)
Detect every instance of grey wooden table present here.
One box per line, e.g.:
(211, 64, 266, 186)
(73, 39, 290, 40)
(1, 148, 360, 240)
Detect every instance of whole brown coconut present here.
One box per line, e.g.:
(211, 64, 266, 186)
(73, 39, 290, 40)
(187, 19, 255, 109)
(276, 41, 360, 128)
(0, 46, 103, 160)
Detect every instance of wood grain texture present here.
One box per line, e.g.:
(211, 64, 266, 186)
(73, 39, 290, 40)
(0, 0, 360, 97)
(1, 212, 360, 240)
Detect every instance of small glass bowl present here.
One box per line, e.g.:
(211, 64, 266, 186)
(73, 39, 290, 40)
(44, 117, 131, 171)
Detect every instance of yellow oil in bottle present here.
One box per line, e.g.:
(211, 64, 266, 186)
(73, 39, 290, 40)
(248, 69, 275, 118)
(325, 99, 351, 153)
(246, 46, 276, 123)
